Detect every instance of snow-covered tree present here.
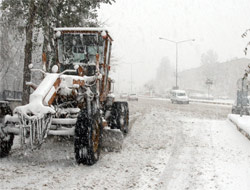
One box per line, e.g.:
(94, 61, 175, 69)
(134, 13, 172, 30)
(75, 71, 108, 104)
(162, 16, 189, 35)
(155, 57, 174, 91)
(201, 49, 219, 80)
(0, 14, 24, 94)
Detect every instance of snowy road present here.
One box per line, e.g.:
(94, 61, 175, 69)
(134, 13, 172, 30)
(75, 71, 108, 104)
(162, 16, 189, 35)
(1, 98, 250, 190)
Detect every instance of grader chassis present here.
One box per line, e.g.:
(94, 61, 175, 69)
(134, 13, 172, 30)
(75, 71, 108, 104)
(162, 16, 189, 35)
(0, 28, 129, 165)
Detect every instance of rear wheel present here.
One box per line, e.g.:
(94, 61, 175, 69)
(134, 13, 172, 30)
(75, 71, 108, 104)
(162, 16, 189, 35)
(0, 103, 14, 158)
(0, 103, 12, 123)
(110, 102, 129, 134)
(0, 134, 14, 158)
(74, 109, 102, 165)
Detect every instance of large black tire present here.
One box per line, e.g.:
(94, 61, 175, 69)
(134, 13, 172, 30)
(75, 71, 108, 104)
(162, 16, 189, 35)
(111, 102, 129, 134)
(74, 109, 102, 165)
(0, 134, 14, 158)
(0, 103, 14, 158)
(0, 103, 12, 123)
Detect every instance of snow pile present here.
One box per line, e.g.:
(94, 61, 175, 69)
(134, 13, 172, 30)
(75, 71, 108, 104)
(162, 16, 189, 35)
(228, 114, 250, 136)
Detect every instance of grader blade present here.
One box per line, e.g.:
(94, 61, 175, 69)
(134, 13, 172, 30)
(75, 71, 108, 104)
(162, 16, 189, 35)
(102, 128, 124, 152)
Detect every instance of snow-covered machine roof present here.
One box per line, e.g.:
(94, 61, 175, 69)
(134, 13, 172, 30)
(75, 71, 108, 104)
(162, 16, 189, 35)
(54, 27, 113, 41)
(54, 27, 108, 32)
(171, 90, 186, 93)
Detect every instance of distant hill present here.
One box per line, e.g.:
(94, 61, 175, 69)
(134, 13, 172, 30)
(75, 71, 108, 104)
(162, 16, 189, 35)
(179, 58, 250, 98)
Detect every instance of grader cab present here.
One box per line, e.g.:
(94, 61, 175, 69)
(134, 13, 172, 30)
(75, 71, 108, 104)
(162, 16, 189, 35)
(0, 28, 129, 165)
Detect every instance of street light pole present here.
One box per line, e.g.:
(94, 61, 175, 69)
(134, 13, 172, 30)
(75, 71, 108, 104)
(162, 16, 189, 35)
(159, 37, 195, 89)
(176, 43, 178, 88)
(130, 63, 132, 93)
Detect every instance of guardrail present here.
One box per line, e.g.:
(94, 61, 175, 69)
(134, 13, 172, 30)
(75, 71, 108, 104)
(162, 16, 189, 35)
(139, 96, 233, 106)
(189, 99, 233, 106)
(0, 90, 22, 101)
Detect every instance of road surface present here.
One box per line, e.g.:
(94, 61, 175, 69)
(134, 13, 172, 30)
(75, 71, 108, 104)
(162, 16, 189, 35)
(1, 98, 250, 190)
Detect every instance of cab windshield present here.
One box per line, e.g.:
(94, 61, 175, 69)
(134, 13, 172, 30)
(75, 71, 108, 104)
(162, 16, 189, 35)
(57, 33, 104, 70)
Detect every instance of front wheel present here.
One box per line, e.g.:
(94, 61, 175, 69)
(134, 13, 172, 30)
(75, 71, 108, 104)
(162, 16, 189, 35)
(74, 109, 102, 165)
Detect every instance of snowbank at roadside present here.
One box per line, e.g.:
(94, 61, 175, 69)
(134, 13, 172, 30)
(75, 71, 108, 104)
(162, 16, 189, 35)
(228, 114, 250, 138)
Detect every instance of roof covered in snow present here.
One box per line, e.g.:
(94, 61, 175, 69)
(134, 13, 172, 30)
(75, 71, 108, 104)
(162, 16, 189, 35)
(54, 27, 108, 32)
(54, 27, 113, 41)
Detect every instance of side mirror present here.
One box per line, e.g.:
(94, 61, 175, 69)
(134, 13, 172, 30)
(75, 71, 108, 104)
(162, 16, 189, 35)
(55, 31, 61, 38)
(28, 64, 33, 69)
(101, 30, 107, 39)
(51, 65, 59, 73)
(74, 64, 79, 70)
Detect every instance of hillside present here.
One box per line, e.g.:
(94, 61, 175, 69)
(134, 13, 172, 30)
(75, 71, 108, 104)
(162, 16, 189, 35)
(179, 58, 250, 98)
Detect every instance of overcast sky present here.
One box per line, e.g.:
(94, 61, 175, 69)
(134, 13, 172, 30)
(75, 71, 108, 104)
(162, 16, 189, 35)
(98, 0, 250, 92)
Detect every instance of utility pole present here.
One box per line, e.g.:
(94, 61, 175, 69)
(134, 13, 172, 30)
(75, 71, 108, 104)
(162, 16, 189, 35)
(159, 37, 195, 89)
(130, 63, 132, 93)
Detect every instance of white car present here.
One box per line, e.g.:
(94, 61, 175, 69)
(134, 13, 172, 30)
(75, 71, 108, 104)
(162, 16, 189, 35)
(120, 93, 128, 99)
(170, 90, 189, 104)
(128, 93, 138, 101)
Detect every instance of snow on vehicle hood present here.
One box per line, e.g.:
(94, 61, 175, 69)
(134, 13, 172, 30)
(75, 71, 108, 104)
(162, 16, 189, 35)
(14, 74, 59, 119)
(14, 72, 100, 119)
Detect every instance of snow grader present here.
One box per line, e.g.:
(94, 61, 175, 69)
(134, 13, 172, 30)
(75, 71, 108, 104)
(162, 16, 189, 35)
(0, 28, 129, 165)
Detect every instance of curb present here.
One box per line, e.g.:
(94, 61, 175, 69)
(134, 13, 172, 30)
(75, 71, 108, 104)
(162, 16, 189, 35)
(228, 117, 250, 141)
(190, 99, 232, 106)
(139, 96, 232, 106)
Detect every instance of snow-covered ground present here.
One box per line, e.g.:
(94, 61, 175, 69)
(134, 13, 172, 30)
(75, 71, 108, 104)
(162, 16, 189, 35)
(1, 99, 250, 189)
